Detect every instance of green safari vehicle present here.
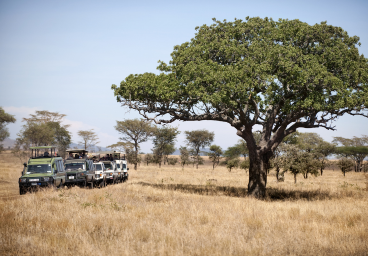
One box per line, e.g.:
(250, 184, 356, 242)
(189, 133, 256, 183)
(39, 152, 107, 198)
(18, 146, 66, 195)
(64, 149, 95, 188)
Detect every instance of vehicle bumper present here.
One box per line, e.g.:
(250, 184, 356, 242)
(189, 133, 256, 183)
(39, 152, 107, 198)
(19, 181, 53, 188)
(64, 178, 85, 185)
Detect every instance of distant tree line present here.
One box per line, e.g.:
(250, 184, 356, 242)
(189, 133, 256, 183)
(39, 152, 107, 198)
(4, 112, 368, 181)
(108, 119, 368, 182)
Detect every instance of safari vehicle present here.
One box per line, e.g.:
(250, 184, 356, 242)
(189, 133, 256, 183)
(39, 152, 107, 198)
(115, 159, 129, 182)
(102, 161, 119, 184)
(92, 162, 107, 188)
(64, 149, 95, 189)
(18, 146, 65, 195)
(93, 151, 127, 184)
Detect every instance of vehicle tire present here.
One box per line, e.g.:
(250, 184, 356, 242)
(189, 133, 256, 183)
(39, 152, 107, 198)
(81, 180, 87, 188)
(89, 181, 94, 189)
(57, 180, 64, 189)
(19, 187, 25, 195)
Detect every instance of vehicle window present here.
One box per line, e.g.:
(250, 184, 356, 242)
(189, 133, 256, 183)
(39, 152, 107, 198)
(27, 164, 52, 174)
(116, 164, 120, 168)
(65, 163, 85, 171)
(57, 160, 64, 172)
(94, 164, 102, 170)
(123, 164, 127, 169)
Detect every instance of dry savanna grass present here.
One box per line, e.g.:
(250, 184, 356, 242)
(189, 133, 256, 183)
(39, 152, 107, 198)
(0, 151, 367, 255)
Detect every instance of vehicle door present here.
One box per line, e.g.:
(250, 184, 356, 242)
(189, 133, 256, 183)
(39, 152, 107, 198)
(53, 159, 65, 186)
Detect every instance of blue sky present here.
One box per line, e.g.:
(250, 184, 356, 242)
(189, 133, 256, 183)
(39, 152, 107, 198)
(1, 0, 368, 152)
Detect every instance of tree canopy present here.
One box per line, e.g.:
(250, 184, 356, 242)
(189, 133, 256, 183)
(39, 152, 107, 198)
(112, 17, 368, 198)
(184, 129, 214, 169)
(152, 126, 180, 168)
(113, 119, 155, 170)
(0, 107, 16, 152)
(77, 129, 99, 151)
(333, 136, 368, 172)
(208, 145, 223, 170)
(14, 110, 71, 158)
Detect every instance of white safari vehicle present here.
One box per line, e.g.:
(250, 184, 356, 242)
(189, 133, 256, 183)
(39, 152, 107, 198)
(101, 161, 119, 184)
(92, 162, 107, 188)
(115, 159, 129, 182)
(93, 151, 128, 184)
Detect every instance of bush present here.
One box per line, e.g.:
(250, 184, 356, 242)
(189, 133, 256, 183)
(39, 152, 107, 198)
(239, 160, 250, 171)
(168, 158, 178, 165)
(226, 159, 239, 172)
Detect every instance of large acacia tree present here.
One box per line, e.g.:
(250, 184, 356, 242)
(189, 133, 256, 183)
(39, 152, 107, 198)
(112, 17, 368, 198)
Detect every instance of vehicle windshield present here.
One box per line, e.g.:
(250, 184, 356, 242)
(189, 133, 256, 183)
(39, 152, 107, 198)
(65, 163, 85, 171)
(104, 163, 112, 169)
(27, 164, 52, 174)
(94, 164, 102, 170)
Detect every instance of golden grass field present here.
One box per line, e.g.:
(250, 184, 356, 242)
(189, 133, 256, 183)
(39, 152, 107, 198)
(0, 151, 367, 256)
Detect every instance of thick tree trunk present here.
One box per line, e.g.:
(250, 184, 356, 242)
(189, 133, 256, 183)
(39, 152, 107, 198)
(356, 161, 361, 172)
(248, 153, 268, 198)
(294, 173, 297, 183)
(134, 143, 139, 170)
(320, 167, 323, 176)
(276, 167, 279, 182)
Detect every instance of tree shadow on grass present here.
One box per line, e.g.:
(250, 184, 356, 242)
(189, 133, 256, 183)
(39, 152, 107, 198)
(135, 182, 353, 201)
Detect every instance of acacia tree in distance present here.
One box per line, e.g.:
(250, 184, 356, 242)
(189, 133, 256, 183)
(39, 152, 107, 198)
(112, 17, 368, 198)
(208, 145, 222, 170)
(297, 133, 335, 176)
(77, 129, 99, 151)
(184, 130, 214, 169)
(333, 136, 368, 172)
(14, 110, 71, 158)
(152, 126, 180, 168)
(114, 119, 155, 170)
(179, 146, 190, 169)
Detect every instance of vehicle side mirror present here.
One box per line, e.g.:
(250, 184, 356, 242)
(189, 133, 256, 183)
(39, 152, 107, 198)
(54, 169, 58, 174)
(127, 168, 129, 170)
(23, 163, 27, 167)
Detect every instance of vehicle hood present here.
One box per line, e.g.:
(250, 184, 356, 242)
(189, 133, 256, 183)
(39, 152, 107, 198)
(21, 173, 53, 178)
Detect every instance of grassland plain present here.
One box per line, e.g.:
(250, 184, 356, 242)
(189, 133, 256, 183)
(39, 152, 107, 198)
(0, 151, 367, 256)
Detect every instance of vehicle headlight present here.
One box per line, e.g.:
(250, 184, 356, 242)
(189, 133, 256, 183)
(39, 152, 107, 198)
(19, 178, 27, 183)
(110, 173, 113, 176)
(43, 177, 50, 182)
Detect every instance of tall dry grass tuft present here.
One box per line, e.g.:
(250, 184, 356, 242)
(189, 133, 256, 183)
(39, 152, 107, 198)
(0, 151, 367, 255)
